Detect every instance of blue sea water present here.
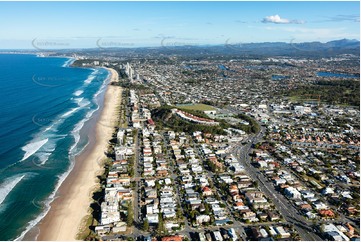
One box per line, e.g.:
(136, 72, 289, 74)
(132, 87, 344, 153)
(0, 54, 110, 240)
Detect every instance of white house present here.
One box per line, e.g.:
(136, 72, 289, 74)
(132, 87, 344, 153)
(284, 187, 301, 200)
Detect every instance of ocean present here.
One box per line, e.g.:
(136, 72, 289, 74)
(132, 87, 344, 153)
(0, 54, 109, 240)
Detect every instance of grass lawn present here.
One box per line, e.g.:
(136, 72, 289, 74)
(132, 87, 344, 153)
(176, 103, 216, 111)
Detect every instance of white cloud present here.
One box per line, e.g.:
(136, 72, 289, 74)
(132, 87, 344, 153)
(262, 15, 304, 24)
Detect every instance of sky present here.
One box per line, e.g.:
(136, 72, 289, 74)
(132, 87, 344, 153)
(0, 1, 359, 49)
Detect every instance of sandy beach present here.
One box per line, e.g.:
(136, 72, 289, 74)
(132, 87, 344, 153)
(33, 68, 121, 240)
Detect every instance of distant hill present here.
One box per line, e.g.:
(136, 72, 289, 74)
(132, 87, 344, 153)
(7, 38, 359, 58)
(87, 39, 360, 58)
(212, 39, 360, 57)
(326, 38, 360, 48)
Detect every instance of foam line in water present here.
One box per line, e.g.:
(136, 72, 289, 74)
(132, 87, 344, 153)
(43, 122, 57, 132)
(34, 135, 66, 165)
(14, 164, 74, 241)
(14, 66, 108, 241)
(78, 99, 91, 108)
(68, 107, 97, 156)
(61, 98, 91, 118)
(61, 107, 80, 118)
(0, 175, 26, 205)
(14, 100, 100, 241)
(23, 96, 91, 164)
(84, 75, 95, 84)
(61, 58, 75, 68)
(93, 70, 110, 99)
(21, 139, 49, 161)
(73, 90, 83, 96)
(84, 69, 100, 84)
(73, 97, 84, 104)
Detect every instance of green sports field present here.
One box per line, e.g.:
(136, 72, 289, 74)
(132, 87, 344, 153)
(176, 103, 216, 111)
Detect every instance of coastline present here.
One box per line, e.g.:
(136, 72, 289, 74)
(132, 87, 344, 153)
(24, 67, 122, 240)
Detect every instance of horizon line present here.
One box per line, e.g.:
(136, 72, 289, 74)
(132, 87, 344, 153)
(0, 38, 359, 51)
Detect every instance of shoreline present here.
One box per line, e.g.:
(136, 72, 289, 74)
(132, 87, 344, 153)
(24, 67, 122, 240)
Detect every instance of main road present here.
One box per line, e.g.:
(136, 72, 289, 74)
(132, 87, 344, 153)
(231, 125, 322, 241)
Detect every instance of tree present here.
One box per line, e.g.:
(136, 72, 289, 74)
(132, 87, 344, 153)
(176, 207, 183, 219)
(155, 181, 161, 190)
(190, 210, 197, 220)
(127, 202, 134, 226)
(157, 214, 165, 234)
(143, 218, 149, 231)
(204, 203, 210, 214)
